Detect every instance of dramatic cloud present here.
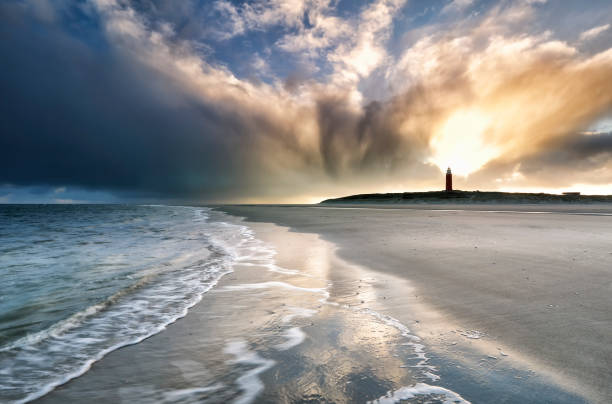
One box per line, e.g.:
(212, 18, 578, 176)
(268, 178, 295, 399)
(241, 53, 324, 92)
(1, 0, 612, 202)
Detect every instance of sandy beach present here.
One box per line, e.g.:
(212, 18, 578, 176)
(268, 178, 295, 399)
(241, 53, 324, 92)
(218, 204, 612, 403)
(28, 204, 610, 403)
(34, 208, 479, 403)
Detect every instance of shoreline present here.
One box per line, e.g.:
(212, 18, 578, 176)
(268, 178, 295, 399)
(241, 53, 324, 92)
(25, 204, 610, 403)
(215, 202, 612, 213)
(34, 209, 479, 403)
(217, 204, 612, 403)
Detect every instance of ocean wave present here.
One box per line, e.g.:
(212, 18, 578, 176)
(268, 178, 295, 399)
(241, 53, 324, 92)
(0, 207, 249, 403)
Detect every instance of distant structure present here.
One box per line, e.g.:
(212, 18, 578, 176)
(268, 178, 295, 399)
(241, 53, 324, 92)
(446, 167, 453, 192)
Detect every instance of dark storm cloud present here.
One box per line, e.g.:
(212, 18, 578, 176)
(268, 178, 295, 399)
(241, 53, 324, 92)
(519, 132, 612, 177)
(0, 1, 268, 200)
(0, 0, 429, 201)
(534, 132, 612, 163)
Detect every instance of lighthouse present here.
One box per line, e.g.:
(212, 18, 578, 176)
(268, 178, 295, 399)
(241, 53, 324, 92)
(445, 167, 453, 192)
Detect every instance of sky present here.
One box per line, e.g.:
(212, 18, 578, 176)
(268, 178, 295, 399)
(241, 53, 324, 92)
(1, 0, 612, 203)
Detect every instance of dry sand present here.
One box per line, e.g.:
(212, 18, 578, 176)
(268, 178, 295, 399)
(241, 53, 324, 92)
(219, 204, 612, 403)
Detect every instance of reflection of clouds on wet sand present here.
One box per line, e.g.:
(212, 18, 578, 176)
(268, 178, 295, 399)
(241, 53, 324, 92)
(215, 217, 471, 403)
(34, 210, 471, 404)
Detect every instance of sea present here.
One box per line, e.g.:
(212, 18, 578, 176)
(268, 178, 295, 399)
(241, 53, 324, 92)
(0, 204, 472, 403)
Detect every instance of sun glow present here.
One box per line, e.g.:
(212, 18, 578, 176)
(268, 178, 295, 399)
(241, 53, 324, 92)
(429, 109, 498, 177)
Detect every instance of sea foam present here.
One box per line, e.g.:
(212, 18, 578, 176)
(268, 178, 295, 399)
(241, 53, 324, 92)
(0, 206, 248, 403)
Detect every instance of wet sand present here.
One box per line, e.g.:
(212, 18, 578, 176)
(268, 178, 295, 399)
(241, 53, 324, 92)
(38, 210, 473, 403)
(34, 205, 611, 403)
(218, 204, 612, 403)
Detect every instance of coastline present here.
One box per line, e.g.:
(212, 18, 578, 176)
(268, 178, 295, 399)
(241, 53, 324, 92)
(34, 208, 480, 403)
(25, 204, 610, 403)
(15, 204, 580, 404)
(217, 204, 612, 403)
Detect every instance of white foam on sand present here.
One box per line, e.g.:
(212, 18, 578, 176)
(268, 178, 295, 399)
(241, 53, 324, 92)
(275, 327, 307, 351)
(234, 261, 301, 275)
(162, 383, 225, 401)
(234, 239, 302, 275)
(220, 281, 332, 308)
(224, 340, 276, 404)
(360, 308, 438, 381)
(369, 382, 471, 404)
(222, 281, 327, 295)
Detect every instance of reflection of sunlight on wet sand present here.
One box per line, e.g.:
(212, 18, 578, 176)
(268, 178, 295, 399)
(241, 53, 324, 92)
(252, 224, 332, 284)
(216, 213, 588, 403)
(238, 221, 466, 401)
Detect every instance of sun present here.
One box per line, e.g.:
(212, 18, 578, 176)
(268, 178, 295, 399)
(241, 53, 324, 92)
(428, 108, 499, 177)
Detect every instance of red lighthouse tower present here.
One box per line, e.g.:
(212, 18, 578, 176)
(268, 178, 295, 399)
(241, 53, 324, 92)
(445, 167, 453, 192)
